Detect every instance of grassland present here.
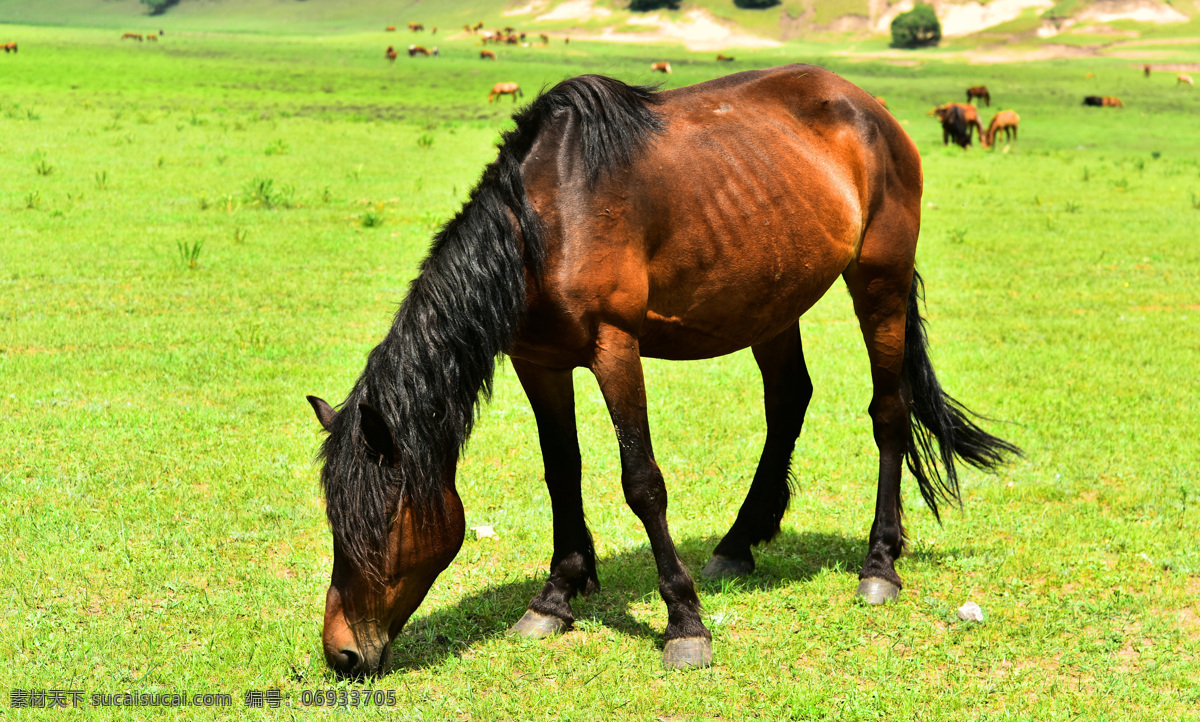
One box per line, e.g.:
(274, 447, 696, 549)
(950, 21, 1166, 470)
(1, 19, 1199, 721)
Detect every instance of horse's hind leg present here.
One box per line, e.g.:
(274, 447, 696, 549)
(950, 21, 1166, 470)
(592, 324, 712, 669)
(843, 214, 919, 605)
(510, 358, 598, 638)
(704, 324, 812, 580)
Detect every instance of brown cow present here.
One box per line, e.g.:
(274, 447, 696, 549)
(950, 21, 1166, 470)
(386, 45, 398, 64)
(121, 33, 143, 41)
(480, 49, 497, 60)
(488, 82, 523, 103)
(651, 62, 671, 74)
(408, 45, 430, 57)
(965, 85, 990, 106)
(982, 110, 1019, 149)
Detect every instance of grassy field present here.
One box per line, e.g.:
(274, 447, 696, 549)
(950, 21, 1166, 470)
(2, 20, 1199, 721)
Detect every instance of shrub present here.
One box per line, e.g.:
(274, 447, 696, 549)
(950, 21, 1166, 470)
(891, 3, 941, 48)
(629, 0, 680, 10)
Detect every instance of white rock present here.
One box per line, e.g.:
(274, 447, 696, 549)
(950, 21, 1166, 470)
(957, 601, 985, 622)
(470, 525, 496, 540)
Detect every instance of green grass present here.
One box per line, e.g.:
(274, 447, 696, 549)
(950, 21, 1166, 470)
(2, 21, 1199, 721)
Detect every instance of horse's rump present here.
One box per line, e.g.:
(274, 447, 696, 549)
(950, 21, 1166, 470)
(517, 66, 919, 362)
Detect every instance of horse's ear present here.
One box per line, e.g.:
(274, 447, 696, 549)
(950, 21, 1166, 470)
(358, 402, 398, 464)
(307, 395, 337, 431)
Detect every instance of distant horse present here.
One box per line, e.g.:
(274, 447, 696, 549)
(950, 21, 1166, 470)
(716, 53, 735, 62)
(432, 27, 438, 35)
(1102, 96, 1124, 107)
(408, 23, 424, 32)
(505, 34, 520, 45)
(1144, 64, 1151, 77)
(565, 36, 570, 44)
(934, 103, 973, 148)
(121, 32, 143, 41)
(1179, 73, 1194, 88)
(386, 25, 396, 32)
(480, 49, 497, 60)
(982, 110, 1019, 149)
(408, 45, 430, 57)
(431, 46, 439, 58)
(487, 82, 523, 103)
(386, 46, 398, 64)
(930, 102, 983, 146)
(651, 61, 671, 74)
(540, 33, 550, 44)
(473, 21, 485, 31)
(874, 96, 888, 109)
(966, 85, 990, 106)
(2, 42, 16, 53)
(147, 34, 157, 42)
(307, 66, 1020, 678)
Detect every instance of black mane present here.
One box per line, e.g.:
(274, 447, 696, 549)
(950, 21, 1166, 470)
(318, 75, 663, 581)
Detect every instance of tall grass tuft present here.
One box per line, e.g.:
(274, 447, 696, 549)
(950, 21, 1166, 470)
(176, 239, 204, 269)
(264, 139, 288, 156)
(359, 203, 385, 228)
(34, 160, 55, 176)
(24, 190, 40, 209)
(94, 170, 109, 190)
(242, 177, 295, 210)
(417, 133, 434, 149)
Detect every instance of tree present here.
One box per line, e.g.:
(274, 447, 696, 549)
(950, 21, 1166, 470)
(140, 0, 181, 16)
(629, 0, 681, 10)
(890, 3, 941, 48)
(733, 0, 781, 8)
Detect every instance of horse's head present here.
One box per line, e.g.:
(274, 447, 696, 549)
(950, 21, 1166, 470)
(307, 396, 465, 678)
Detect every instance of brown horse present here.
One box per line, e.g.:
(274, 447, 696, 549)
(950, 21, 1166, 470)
(480, 49, 497, 60)
(121, 32, 143, 41)
(385, 46, 398, 64)
(308, 66, 1019, 677)
(473, 21, 485, 31)
(407, 45, 430, 58)
(1143, 64, 1151, 77)
(487, 82, 523, 103)
(930, 102, 984, 147)
(1102, 96, 1124, 107)
(874, 96, 888, 109)
(982, 110, 1019, 149)
(147, 34, 157, 42)
(1179, 73, 1194, 88)
(386, 25, 396, 32)
(2, 42, 16, 53)
(540, 33, 550, 44)
(966, 85, 990, 106)
(716, 53, 735, 62)
(408, 22, 424, 32)
(651, 61, 672, 74)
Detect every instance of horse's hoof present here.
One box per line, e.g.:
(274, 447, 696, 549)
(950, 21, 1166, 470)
(701, 555, 753, 581)
(856, 577, 901, 605)
(509, 610, 567, 639)
(662, 637, 713, 670)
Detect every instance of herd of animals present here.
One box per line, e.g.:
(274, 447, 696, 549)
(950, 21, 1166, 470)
(3, 24, 1195, 128)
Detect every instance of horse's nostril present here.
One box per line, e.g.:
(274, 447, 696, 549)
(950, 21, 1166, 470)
(340, 649, 360, 671)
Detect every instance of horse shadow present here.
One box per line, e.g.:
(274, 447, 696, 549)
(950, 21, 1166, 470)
(383, 529, 954, 674)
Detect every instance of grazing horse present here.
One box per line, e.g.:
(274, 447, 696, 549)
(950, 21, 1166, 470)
(480, 49, 497, 60)
(2, 42, 16, 53)
(408, 45, 430, 58)
(540, 33, 550, 44)
(1144, 64, 1151, 77)
(386, 25, 396, 32)
(982, 110, 1019, 149)
(147, 34, 157, 42)
(121, 32, 143, 41)
(1102, 96, 1124, 107)
(487, 82, 523, 103)
(408, 22, 424, 32)
(307, 66, 1020, 678)
(474, 21, 486, 31)
(874, 96, 888, 109)
(716, 53, 735, 62)
(651, 61, 672, 74)
(385, 46, 398, 64)
(965, 85, 990, 106)
(930, 103, 984, 146)
(1178, 73, 1194, 88)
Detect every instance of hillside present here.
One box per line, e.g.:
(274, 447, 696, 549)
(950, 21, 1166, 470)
(1, 0, 1195, 48)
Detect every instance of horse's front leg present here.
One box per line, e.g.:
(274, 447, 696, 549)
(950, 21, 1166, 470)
(591, 325, 712, 670)
(509, 358, 598, 638)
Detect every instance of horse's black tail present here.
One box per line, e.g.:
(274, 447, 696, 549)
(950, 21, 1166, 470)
(902, 270, 1022, 521)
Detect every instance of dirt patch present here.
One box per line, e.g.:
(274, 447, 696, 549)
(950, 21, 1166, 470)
(586, 8, 782, 51)
(537, 0, 612, 22)
(1078, 0, 1188, 23)
(504, 0, 550, 16)
(965, 43, 1102, 62)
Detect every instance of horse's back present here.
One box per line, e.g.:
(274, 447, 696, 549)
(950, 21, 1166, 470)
(517, 66, 921, 363)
